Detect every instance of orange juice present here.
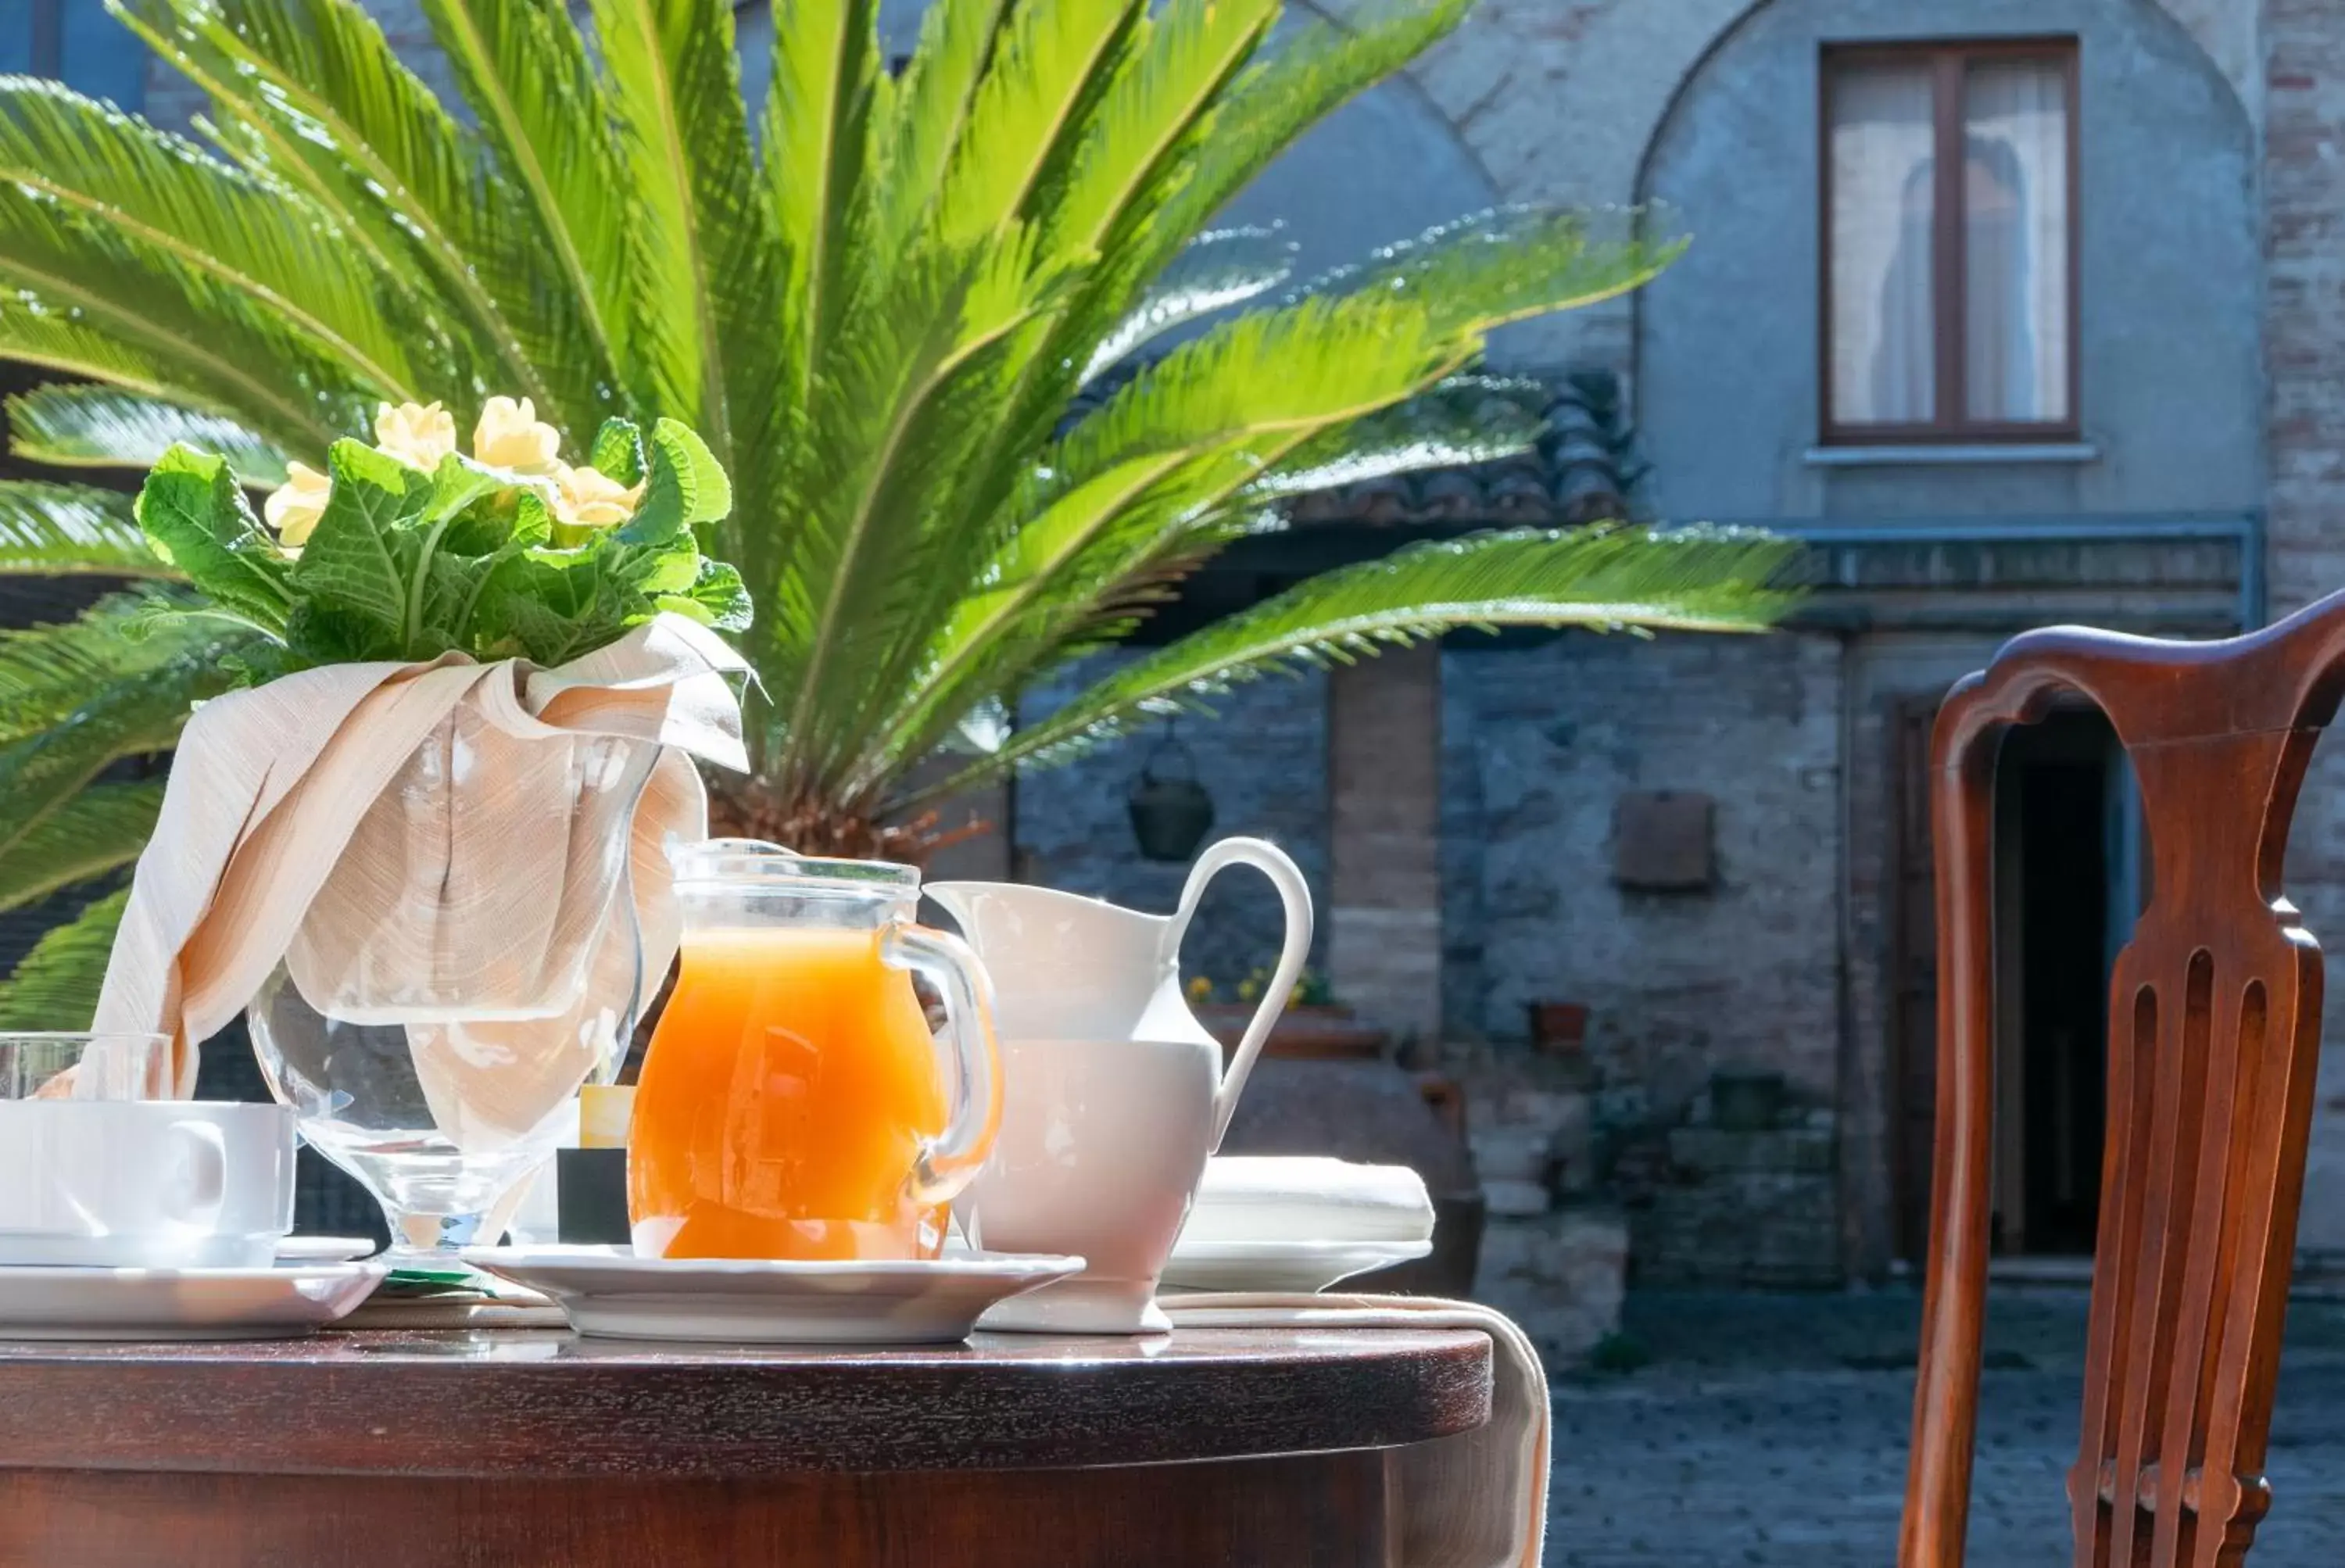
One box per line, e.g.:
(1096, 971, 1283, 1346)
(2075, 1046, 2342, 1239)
(627, 925, 950, 1261)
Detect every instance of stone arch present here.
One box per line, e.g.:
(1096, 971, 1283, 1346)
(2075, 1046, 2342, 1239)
(1631, 0, 2255, 209)
(1629, 0, 2263, 523)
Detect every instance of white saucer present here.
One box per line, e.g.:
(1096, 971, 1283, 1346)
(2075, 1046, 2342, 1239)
(1158, 1237, 1434, 1294)
(0, 1261, 389, 1340)
(274, 1236, 379, 1263)
(461, 1245, 1086, 1344)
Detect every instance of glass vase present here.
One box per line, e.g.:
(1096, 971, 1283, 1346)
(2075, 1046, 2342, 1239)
(247, 703, 657, 1260)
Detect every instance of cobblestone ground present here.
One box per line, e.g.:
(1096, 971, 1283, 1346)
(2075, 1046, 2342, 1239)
(1545, 1287, 2345, 1566)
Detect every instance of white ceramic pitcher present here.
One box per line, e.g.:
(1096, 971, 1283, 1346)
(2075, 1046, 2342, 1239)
(928, 836, 1311, 1144)
(929, 837, 1312, 1332)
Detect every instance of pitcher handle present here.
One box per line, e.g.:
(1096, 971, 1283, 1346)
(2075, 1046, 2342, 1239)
(1170, 838, 1314, 1148)
(883, 923, 1004, 1209)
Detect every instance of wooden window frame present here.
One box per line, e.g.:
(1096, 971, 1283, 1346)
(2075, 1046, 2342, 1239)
(1817, 38, 2082, 446)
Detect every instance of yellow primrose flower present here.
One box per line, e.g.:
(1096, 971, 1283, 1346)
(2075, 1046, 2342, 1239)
(471, 395, 561, 475)
(373, 400, 456, 471)
(551, 461, 644, 529)
(262, 460, 331, 547)
(1184, 975, 1214, 1004)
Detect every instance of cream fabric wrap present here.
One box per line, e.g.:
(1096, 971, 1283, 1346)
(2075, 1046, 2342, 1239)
(1157, 1293, 1549, 1568)
(92, 614, 749, 1115)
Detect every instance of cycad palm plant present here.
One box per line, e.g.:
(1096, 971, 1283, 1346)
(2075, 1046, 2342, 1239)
(0, 0, 1794, 1021)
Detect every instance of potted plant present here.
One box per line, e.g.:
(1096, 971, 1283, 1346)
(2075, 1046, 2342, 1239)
(105, 397, 750, 1253)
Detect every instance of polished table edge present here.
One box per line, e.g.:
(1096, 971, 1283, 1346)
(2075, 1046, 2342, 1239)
(0, 1325, 1495, 1478)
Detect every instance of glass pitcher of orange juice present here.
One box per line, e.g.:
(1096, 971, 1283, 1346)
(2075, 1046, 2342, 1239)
(628, 841, 1002, 1262)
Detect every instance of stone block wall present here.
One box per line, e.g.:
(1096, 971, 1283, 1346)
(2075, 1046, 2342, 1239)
(1440, 630, 1844, 1110)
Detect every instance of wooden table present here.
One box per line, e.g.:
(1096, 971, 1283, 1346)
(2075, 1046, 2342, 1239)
(0, 1326, 1491, 1566)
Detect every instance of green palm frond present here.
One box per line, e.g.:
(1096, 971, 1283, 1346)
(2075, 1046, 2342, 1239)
(883, 294, 1465, 749)
(1319, 207, 1686, 338)
(937, 0, 1144, 245)
(1087, 226, 1297, 378)
(1153, 0, 1473, 260)
(9, 387, 289, 485)
(0, 591, 227, 742)
(421, 0, 632, 419)
(0, 779, 163, 913)
(112, 0, 549, 416)
(768, 0, 883, 416)
(1242, 377, 1549, 499)
(0, 887, 127, 1029)
(774, 228, 1080, 791)
(0, 650, 234, 861)
(909, 526, 1802, 805)
(1040, 0, 1277, 258)
(0, 78, 421, 401)
(0, 482, 168, 577)
(0, 182, 363, 451)
(875, 0, 1010, 260)
(593, 0, 779, 471)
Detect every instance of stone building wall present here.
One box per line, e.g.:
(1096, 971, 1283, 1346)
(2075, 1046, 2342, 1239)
(2263, 0, 2345, 1261)
(1441, 632, 1844, 1107)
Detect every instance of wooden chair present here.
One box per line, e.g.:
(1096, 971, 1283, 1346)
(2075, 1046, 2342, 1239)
(1899, 602, 2336, 1568)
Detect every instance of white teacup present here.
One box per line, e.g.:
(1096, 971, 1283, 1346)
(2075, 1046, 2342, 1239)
(0, 1101, 298, 1268)
(961, 1036, 1216, 1334)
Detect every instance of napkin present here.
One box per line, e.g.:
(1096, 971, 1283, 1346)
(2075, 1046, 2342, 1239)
(91, 614, 747, 1103)
(1158, 1291, 1548, 1568)
(1180, 1155, 1436, 1246)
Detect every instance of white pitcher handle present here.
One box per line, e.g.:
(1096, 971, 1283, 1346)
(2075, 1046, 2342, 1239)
(1172, 837, 1314, 1149)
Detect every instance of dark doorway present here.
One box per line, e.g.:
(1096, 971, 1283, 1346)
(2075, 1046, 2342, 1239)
(1890, 702, 2133, 1262)
(1992, 711, 2123, 1255)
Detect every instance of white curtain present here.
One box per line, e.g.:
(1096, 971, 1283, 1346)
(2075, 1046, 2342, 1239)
(1829, 63, 1937, 426)
(1963, 61, 2070, 424)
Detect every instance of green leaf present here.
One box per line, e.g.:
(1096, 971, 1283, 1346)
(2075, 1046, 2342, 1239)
(590, 418, 646, 487)
(288, 443, 507, 660)
(0, 481, 170, 577)
(655, 557, 752, 631)
(471, 528, 694, 667)
(0, 887, 130, 1030)
(0, 184, 362, 453)
(907, 526, 1803, 804)
(1039, 0, 1278, 258)
(132, 446, 293, 629)
(8, 387, 292, 487)
(0, 781, 164, 914)
(938, 0, 1144, 243)
(627, 417, 732, 544)
(1242, 378, 1550, 499)
(1151, 0, 1473, 261)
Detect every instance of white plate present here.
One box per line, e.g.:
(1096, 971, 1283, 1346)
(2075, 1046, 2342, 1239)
(461, 1245, 1086, 1344)
(1158, 1237, 1434, 1294)
(274, 1236, 379, 1264)
(0, 1261, 389, 1340)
